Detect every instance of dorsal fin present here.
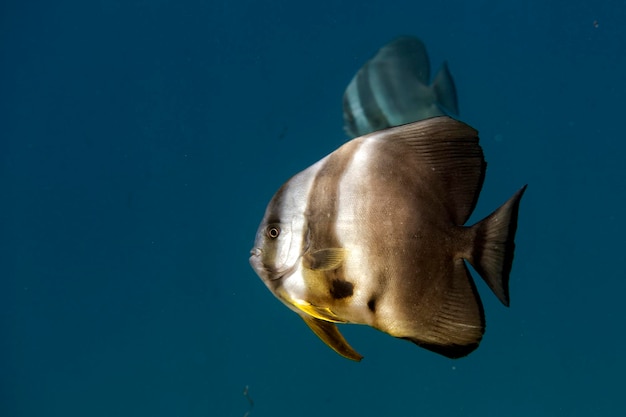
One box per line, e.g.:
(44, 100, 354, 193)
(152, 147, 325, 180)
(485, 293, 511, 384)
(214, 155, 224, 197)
(372, 36, 431, 84)
(376, 116, 485, 224)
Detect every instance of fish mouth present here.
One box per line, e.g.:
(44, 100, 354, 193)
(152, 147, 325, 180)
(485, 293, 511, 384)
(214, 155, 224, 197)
(249, 248, 281, 282)
(248, 248, 264, 272)
(249, 248, 295, 282)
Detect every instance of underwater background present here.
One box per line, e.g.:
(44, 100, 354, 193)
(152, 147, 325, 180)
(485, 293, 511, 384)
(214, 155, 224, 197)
(2, 0, 625, 416)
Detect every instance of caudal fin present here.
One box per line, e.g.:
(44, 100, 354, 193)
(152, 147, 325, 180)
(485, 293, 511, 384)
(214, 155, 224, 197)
(432, 61, 459, 115)
(468, 185, 527, 306)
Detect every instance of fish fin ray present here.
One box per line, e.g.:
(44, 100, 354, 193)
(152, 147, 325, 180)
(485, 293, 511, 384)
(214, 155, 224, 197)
(380, 116, 485, 224)
(397, 260, 485, 358)
(301, 315, 363, 361)
(467, 185, 527, 306)
(303, 248, 346, 271)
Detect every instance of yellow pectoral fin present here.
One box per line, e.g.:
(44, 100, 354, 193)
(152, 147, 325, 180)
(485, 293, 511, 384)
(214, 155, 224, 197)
(301, 315, 363, 362)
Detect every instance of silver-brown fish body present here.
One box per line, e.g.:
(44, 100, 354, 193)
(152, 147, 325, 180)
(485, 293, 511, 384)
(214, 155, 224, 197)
(250, 116, 525, 361)
(343, 36, 459, 138)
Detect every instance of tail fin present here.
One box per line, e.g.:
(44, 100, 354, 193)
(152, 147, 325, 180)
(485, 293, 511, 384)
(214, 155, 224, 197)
(432, 61, 459, 116)
(467, 185, 527, 306)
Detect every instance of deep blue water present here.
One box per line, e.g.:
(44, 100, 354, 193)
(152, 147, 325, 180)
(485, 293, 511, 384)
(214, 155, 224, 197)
(2, 0, 625, 416)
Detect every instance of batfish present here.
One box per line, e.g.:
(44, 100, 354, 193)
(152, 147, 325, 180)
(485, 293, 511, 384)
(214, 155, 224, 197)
(250, 116, 526, 361)
(343, 36, 459, 138)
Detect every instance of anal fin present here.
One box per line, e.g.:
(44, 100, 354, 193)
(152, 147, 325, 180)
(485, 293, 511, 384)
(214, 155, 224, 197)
(402, 260, 485, 359)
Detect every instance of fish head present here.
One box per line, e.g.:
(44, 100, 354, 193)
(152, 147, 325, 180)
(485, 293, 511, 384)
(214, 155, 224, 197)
(249, 217, 302, 286)
(249, 171, 314, 291)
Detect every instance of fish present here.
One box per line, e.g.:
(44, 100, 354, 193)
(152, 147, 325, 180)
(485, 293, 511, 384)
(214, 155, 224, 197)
(249, 116, 526, 361)
(343, 36, 459, 138)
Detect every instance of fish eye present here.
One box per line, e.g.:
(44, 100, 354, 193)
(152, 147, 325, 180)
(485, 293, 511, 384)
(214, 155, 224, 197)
(266, 225, 281, 239)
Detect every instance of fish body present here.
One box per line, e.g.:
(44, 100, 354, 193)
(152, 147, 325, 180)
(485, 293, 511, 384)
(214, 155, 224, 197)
(250, 116, 525, 361)
(343, 36, 459, 138)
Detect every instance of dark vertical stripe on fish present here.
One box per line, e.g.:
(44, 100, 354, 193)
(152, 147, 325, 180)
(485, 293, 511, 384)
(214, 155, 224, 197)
(357, 64, 389, 132)
(304, 139, 363, 296)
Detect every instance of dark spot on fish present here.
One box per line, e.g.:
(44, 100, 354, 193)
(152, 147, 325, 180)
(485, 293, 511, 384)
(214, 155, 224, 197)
(367, 298, 377, 312)
(330, 279, 354, 299)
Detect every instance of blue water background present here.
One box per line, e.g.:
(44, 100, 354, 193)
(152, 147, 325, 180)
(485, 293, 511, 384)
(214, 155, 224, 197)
(2, 0, 625, 415)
